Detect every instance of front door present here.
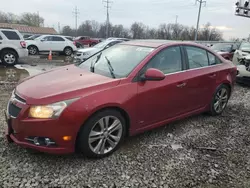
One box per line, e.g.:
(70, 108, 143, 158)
(39, 36, 53, 51)
(136, 46, 189, 128)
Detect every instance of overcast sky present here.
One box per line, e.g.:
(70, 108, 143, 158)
(1, 0, 249, 39)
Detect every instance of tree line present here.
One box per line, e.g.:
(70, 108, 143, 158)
(0, 11, 223, 41)
(0, 11, 44, 27)
(61, 21, 223, 41)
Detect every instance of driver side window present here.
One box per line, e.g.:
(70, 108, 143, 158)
(143, 46, 183, 75)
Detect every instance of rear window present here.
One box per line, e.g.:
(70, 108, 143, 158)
(2, 31, 20, 40)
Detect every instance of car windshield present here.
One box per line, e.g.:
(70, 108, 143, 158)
(211, 44, 232, 52)
(239, 42, 250, 51)
(93, 40, 113, 49)
(78, 44, 154, 78)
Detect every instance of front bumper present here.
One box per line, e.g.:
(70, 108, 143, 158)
(236, 65, 250, 85)
(4, 97, 77, 154)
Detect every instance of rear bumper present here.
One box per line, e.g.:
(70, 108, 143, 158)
(17, 48, 28, 58)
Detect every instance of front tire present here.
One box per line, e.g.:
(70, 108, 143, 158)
(209, 84, 230, 116)
(28, 45, 38, 55)
(64, 47, 73, 56)
(77, 109, 126, 158)
(1, 50, 18, 66)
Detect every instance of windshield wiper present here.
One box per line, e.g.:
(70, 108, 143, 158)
(90, 52, 102, 73)
(104, 56, 116, 78)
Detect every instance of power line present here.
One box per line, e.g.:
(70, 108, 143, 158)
(194, 0, 206, 41)
(73, 6, 80, 37)
(103, 0, 113, 38)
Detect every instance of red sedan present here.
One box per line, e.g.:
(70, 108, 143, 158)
(5, 40, 237, 158)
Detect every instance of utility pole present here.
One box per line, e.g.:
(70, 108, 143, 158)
(103, 0, 112, 38)
(58, 22, 61, 34)
(37, 11, 40, 27)
(194, 0, 206, 41)
(175, 15, 178, 24)
(73, 6, 80, 37)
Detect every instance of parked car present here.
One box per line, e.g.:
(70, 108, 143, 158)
(233, 42, 250, 65)
(0, 28, 28, 66)
(5, 40, 237, 158)
(74, 39, 124, 62)
(74, 36, 100, 47)
(211, 43, 239, 61)
(26, 35, 77, 56)
(25, 34, 42, 40)
(234, 54, 250, 86)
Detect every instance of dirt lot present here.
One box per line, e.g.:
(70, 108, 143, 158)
(0, 62, 250, 188)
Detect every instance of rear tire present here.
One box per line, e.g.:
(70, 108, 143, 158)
(209, 84, 230, 116)
(77, 109, 126, 158)
(1, 50, 18, 66)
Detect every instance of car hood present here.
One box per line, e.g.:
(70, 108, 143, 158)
(16, 65, 119, 104)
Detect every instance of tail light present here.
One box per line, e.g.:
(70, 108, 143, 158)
(73, 41, 76, 46)
(20, 41, 26, 48)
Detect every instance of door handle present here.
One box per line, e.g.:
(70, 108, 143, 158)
(208, 73, 216, 78)
(176, 82, 186, 88)
(0, 42, 2, 44)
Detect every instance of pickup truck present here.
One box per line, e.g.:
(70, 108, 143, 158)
(74, 36, 100, 47)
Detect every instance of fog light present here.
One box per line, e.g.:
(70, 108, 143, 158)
(44, 138, 56, 146)
(33, 137, 40, 146)
(63, 136, 72, 141)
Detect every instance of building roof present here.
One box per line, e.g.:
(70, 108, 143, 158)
(0, 23, 57, 35)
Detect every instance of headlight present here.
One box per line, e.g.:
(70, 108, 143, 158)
(29, 98, 78, 119)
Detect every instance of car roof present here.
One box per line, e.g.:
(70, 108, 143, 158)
(121, 39, 202, 48)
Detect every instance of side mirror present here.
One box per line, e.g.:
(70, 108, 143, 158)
(41, 39, 45, 42)
(140, 68, 165, 81)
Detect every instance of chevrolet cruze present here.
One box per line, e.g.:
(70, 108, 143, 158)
(5, 40, 237, 158)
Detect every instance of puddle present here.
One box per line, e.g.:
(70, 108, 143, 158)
(36, 54, 74, 63)
(0, 63, 63, 86)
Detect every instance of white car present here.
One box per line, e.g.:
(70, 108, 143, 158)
(232, 42, 250, 85)
(26, 35, 77, 56)
(232, 42, 250, 65)
(74, 39, 123, 62)
(0, 29, 28, 66)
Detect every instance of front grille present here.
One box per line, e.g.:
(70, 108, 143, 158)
(8, 102, 22, 118)
(14, 93, 26, 103)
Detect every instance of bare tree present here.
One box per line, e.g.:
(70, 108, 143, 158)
(130, 22, 146, 39)
(20, 13, 44, 27)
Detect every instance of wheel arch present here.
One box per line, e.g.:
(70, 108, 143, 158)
(75, 105, 131, 150)
(0, 48, 19, 58)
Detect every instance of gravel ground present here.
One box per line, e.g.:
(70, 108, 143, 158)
(0, 73, 250, 187)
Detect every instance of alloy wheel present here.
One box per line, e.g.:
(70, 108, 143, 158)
(29, 47, 37, 55)
(65, 48, 72, 56)
(214, 87, 228, 113)
(4, 53, 16, 64)
(88, 116, 123, 155)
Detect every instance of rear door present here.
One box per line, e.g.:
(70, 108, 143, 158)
(181, 45, 218, 111)
(51, 36, 66, 51)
